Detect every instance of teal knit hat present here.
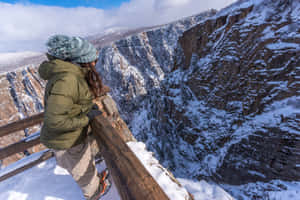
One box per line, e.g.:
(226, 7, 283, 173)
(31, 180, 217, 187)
(46, 35, 98, 63)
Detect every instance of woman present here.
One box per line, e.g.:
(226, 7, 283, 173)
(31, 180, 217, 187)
(38, 35, 110, 200)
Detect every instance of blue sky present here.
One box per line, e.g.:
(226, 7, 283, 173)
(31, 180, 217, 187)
(0, 0, 130, 9)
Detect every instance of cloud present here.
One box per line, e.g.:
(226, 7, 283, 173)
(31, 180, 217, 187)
(154, 0, 191, 10)
(0, 0, 236, 52)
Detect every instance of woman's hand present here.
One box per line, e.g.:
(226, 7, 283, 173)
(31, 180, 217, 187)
(87, 104, 102, 121)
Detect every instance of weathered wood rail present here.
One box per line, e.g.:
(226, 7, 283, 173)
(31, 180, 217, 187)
(0, 113, 170, 200)
(0, 113, 44, 162)
(0, 135, 40, 160)
(92, 115, 170, 200)
(0, 113, 44, 137)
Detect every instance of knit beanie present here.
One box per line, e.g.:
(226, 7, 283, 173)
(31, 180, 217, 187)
(46, 35, 98, 63)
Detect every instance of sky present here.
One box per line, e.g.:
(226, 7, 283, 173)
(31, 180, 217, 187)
(0, 0, 237, 53)
(0, 0, 130, 9)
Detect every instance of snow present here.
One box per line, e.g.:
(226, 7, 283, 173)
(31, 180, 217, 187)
(266, 42, 299, 50)
(127, 142, 189, 199)
(0, 51, 45, 74)
(215, 0, 263, 19)
(0, 52, 42, 66)
(0, 150, 47, 174)
(261, 26, 275, 40)
(0, 141, 234, 200)
(269, 187, 300, 200)
(24, 131, 40, 142)
(208, 96, 299, 173)
(178, 179, 234, 200)
(0, 157, 88, 200)
(223, 180, 300, 200)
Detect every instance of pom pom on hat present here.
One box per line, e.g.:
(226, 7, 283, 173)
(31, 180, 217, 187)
(46, 35, 98, 63)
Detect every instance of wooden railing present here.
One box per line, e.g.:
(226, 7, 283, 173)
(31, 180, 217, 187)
(92, 116, 170, 200)
(0, 113, 44, 137)
(0, 113, 44, 161)
(0, 113, 50, 182)
(0, 113, 170, 200)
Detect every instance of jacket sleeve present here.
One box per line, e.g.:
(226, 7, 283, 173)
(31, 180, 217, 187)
(44, 75, 89, 132)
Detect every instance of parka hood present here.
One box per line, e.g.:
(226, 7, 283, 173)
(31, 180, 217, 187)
(38, 58, 89, 80)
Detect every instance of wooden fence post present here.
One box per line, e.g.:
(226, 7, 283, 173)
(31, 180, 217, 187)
(91, 115, 170, 200)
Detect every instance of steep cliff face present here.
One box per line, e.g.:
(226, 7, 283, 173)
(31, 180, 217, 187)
(97, 10, 216, 122)
(176, 0, 299, 184)
(96, 0, 300, 199)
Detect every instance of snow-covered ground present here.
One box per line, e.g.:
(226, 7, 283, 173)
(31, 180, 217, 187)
(222, 181, 300, 200)
(0, 141, 234, 200)
(0, 51, 45, 73)
(0, 52, 42, 64)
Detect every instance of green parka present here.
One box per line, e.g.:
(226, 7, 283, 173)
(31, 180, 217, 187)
(38, 58, 94, 150)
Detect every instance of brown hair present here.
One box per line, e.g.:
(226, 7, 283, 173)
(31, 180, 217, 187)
(81, 62, 110, 97)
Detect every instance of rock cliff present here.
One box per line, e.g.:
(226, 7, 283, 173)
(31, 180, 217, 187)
(96, 0, 299, 199)
(0, 66, 45, 165)
(176, 0, 299, 184)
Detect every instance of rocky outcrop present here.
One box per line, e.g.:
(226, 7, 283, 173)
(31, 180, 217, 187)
(96, 0, 299, 199)
(97, 10, 216, 122)
(175, 0, 299, 184)
(0, 66, 45, 165)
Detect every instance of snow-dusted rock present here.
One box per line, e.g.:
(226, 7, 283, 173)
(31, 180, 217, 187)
(0, 65, 45, 165)
(176, 0, 300, 184)
(95, 0, 300, 199)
